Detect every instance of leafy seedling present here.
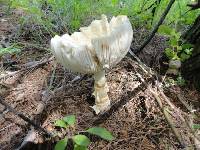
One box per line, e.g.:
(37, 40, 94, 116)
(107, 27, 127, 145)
(54, 115, 114, 150)
(63, 115, 76, 127)
(86, 127, 115, 141)
(54, 119, 67, 128)
(55, 138, 68, 150)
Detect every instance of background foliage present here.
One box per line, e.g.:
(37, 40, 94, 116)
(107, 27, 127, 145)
(9, 0, 200, 38)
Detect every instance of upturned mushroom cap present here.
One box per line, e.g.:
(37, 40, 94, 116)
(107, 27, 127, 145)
(51, 14, 133, 73)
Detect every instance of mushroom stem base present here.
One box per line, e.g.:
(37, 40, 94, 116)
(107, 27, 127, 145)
(92, 70, 110, 114)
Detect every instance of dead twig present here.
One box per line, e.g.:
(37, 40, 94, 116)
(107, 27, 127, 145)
(160, 91, 200, 134)
(16, 129, 37, 150)
(0, 56, 54, 81)
(128, 50, 163, 82)
(177, 94, 192, 112)
(177, 94, 200, 120)
(0, 96, 54, 137)
(17, 41, 50, 51)
(129, 54, 188, 146)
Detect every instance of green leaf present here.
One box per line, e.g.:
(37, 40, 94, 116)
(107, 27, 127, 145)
(158, 25, 173, 36)
(74, 144, 88, 150)
(173, 32, 181, 40)
(111, 0, 118, 5)
(184, 48, 192, 55)
(192, 124, 200, 129)
(86, 127, 114, 141)
(71, 20, 80, 30)
(180, 53, 190, 62)
(177, 46, 182, 52)
(63, 115, 76, 126)
(55, 138, 68, 150)
(181, 43, 193, 50)
(176, 76, 186, 86)
(165, 48, 175, 59)
(0, 47, 21, 57)
(54, 119, 67, 128)
(72, 135, 91, 147)
(169, 37, 178, 47)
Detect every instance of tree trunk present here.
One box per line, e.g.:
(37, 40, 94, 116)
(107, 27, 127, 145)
(182, 14, 200, 90)
(183, 15, 200, 45)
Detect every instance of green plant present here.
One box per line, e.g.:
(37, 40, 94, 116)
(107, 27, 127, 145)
(164, 75, 186, 87)
(152, 0, 200, 26)
(0, 44, 21, 57)
(158, 25, 193, 62)
(176, 75, 186, 86)
(54, 115, 114, 150)
(8, 0, 200, 48)
(192, 124, 200, 129)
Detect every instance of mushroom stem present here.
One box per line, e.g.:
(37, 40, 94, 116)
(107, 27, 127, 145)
(92, 70, 110, 114)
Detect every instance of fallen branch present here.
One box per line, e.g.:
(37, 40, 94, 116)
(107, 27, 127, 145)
(131, 53, 200, 148)
(130, 0, 175, 53)
(129, 54, 186, 146)
(149, 88, 185, 147)
(17, 41, 50, 51)
(0, 56, 54, 80)
(128, 50, 152, 74)
(16, 129, 37, 150)
(135, 73, 185, 147)
(128, 50, 163, 82)
(163, 91, 200, 146)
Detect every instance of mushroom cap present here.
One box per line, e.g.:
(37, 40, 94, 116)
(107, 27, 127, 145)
(51, 14, 133, 73)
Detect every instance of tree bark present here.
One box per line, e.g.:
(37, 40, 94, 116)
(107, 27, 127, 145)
(183, 15, 200, 45)
(182, 14, 200, 90)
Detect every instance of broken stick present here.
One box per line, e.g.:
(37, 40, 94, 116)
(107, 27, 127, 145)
(0, 96, 54, 137)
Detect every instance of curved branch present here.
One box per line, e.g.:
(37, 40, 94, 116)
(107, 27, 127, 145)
(130, 0, 175, 54)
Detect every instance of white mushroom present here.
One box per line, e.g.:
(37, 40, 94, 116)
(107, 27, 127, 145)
(51, 14, 133, 114)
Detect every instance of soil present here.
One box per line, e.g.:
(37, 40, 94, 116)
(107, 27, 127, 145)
(0, 5, 200, 150)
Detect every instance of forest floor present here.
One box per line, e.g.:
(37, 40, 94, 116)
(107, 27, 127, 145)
(1, 6, 200, 150)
